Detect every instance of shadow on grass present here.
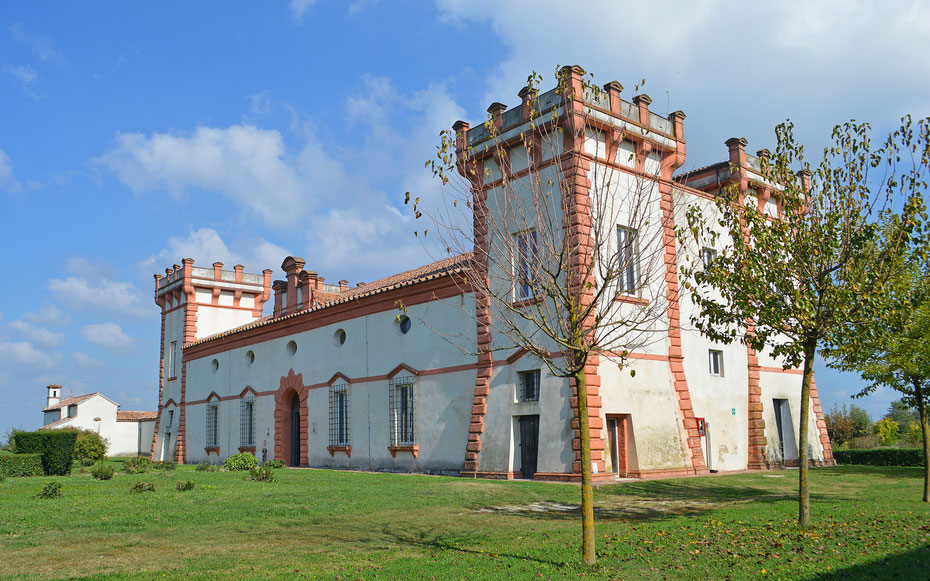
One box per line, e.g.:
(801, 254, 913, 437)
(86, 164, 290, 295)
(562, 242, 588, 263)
(383, 528, 567, 568)
(598, 480, 795, 503)
(822, 465, 924, 479)
(810, 545, 930, 580)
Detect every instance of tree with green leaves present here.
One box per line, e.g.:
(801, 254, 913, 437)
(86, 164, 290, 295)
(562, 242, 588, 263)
(418, 66, 685, 565)
(680, 116, 929, 525)
(826, 245, 930, 501)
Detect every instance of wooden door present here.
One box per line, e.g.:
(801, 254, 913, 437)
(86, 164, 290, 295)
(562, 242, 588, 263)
(519, 415, 539, 479)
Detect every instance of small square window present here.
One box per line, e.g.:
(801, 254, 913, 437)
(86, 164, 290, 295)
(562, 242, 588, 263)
(701, 247, 717, 268)
(518, 370, 540, 402)
(708, 349, 724, 376)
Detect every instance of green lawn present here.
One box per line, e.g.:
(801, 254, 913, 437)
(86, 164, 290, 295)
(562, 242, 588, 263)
(0, 466, 927, 580)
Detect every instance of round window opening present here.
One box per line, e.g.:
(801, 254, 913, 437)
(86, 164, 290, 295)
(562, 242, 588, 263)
(286, 340, 298, 356)
(399, 315, 411, 335)
(246, 350, 255, 365)
(334, 329, 347, 346)
(211, 359, 219, 372)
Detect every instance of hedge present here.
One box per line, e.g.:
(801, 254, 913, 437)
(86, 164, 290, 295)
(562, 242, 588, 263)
(833, 448, 924, 467)
(13, 431, 78, 475)
(0, 453, 45, 477)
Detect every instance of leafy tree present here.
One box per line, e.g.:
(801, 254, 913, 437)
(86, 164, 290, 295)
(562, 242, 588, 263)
(681, 116, 928, 524)
(849, 405, 874, 439)
(421, 66, 688, 565)
(885, 400, 920, 431)
(875, 419, 901, 446)
(824, 405, 855, 447)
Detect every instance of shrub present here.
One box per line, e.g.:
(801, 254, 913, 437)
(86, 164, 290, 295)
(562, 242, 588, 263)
(249, 465, 275, 482)
(0, 473, 5, 483)
(825, 406, 855, 447)
(13, 431, 78, 476)
(37, 481, 62, 499)
(223, 452, 258, 471)
(0, 453, 44, 477)
(73, 430, 109, 462)
(81, 457, 96, 467)
(123, 456, 151, 474)
(129, 481, 155, 494)
(903, 421, 924, 447)
(874, 419, 900, 447)
(834, 448, 923, 466)
(195, 462, 216, 472)
(91, 463, 115, 481)
(152, 460, 176, 471)
(263, 459, 286, 469)
(176, 480, 195, 492)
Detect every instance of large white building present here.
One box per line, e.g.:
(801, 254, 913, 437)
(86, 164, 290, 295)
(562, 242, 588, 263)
(149, 68, 834, 480)
(40, 384, 156, 457)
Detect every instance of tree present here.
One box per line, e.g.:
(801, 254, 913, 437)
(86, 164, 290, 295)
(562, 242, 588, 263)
(419, 66, 692, 565)
(680, 116, 928, 525)
(824, 405, 855, 447)
(826, 241, 930, 501)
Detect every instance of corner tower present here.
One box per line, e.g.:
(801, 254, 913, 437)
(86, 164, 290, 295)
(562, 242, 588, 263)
(149, 259, 272, 462)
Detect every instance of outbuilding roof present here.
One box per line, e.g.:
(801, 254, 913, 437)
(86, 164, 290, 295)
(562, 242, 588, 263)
(116, 410, 158, 422)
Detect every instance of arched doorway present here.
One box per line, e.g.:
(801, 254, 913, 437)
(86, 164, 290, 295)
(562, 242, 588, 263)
(274, 369, 308, 467)
(289, 393, 301, 466)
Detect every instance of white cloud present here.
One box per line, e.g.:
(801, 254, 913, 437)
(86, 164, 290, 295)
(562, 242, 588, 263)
(290, 0, 318, 21)
(434, 0, 930, 168)
(0, 149, 21, 192)
(9, 22, 61, 62)
(247, 90, 272, 117)
(81, 322, 133, 350)
(72, 352, 102, 368)
(0, 340, 59, 369)
(141, 228, 290, 274)
(4, 64, 43, 99)
(95, 124, 316, 225)
(7, 320, 65, 347)
(48, 275, 149, 318)
(20, 305, 69, 326)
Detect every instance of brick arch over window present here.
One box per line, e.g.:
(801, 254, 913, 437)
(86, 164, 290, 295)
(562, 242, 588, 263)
(273, 368, 309, 467)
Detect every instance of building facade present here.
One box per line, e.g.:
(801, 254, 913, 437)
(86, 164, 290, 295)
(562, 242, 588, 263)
(149, 67, 833, 479)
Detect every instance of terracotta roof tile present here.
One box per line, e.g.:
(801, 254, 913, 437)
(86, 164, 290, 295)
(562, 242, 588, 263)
(117, 410, 158, 422)
(43, 393, 96, 412)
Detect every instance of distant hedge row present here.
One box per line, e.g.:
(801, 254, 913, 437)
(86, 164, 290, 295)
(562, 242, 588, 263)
(13, 431, 78, 475)
(833, 448, 924, 467)
(0, 453, 44, 477)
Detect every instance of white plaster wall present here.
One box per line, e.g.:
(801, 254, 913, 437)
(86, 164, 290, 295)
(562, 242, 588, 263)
(196, 305, 256, 340)
(759, 371, 824, 464)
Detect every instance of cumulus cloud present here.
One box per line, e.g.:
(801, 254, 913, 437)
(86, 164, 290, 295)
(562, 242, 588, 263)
(7, 320, 65, 347)
(95, 124, 323, 225)
(48, 268, 149, 319)
(72, 351, 103, 368)
(20, 305, 69, 326)
(140, 228, 290, 274)
(434, 0, 930, 168)
(0, 340, 59, 369)
(81, 322, 133, 350)
(4, 64, 43, 99)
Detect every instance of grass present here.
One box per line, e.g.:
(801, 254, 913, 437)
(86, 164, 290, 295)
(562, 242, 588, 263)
(0, 466, 927, 580)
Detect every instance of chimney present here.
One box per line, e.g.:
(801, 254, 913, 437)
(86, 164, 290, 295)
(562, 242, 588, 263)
(212, 261, 223, 280)
(487, 102, 507, 133)
(280, 256, 306, 315)
(725, 137, 749, 168)
(233, 264, 244, 283)
(339, 279, 348, 292)
(272, 280, 287, 317)
(518, 85, 538, 122)
(632, 93, 652, 126)
(46, 384, 61, 408)
(602, 81, 623, 116)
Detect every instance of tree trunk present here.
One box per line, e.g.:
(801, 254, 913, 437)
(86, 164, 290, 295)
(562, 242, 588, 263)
(575, 368, 596, 565)
(797, 340, 816, 528)
(915, 379, 929, 503)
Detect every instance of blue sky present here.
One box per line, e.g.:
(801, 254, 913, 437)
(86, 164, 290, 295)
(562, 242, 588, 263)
(2, 1, 928, 438)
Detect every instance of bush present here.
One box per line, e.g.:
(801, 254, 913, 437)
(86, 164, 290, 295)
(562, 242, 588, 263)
(0, 453, 44, 477)
(223, 452, 258, 471)
(13, 431, 78, 476)
(80, 457, 96, 467)
(903, 421, 924, 446)
(123, 456, 151, 474)
(263, 459, 286, 469)
(37, 481, 62, 499)
(152, 460, 176, 471)
(195, 462, 216, 472)
(874, 419, 900, 447)
(176, 480, 195, 492)
(73, 430, 109, 462)
(249, 465, 275, 482)
(834, 448, 923, 467)
(129, 481, 155, 494)
(91, 463, 114, 480)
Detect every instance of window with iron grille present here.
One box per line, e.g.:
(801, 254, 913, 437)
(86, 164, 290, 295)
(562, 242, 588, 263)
(389, 377, 415, 446)
(518, 370, 540, 402)
(240, 394, 256, 448)
(206, 400, 219, 448)
(329, 383, 350, 446)
(617, 226, 639, 294)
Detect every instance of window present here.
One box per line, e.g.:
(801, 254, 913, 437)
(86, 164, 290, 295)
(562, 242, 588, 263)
(389, 377, 415, 446)
(764, 195, 779, 217)
(67, 404, 77, 418)
(167, 409, 174, 429)
(708, 349, 724, 376)
(168, 340, 177, 377)
(518, 370, 540, 402)
(514, 229, 538, 300)
(398, 315, 411, 335)
(329, 383, 350, 446)
(206, 400, 219, 448)
(701, 247, 717, 268)
(617, 226, 639, 294)
(240, 394, 255, 448)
